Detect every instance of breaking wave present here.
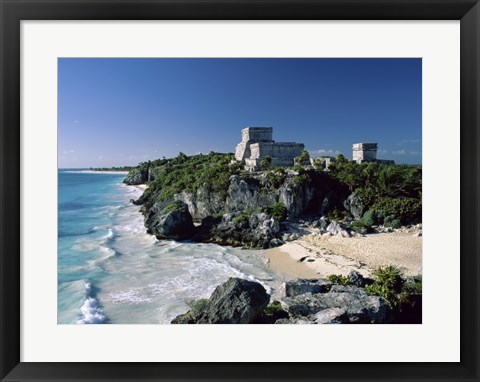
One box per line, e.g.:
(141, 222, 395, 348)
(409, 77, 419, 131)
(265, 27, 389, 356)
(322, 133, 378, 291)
(76, 282, 107, 324)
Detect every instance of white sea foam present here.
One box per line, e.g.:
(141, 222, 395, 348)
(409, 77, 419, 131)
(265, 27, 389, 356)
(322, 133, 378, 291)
(76, 282, 107, 324)
(109, 289, 154, 304)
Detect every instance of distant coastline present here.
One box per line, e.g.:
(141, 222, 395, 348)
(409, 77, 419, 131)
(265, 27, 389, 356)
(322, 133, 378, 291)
(59, 169, 130, 174)
(80, 170, 129, 174)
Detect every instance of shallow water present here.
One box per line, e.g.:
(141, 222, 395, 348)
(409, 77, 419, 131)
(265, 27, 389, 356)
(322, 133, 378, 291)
(58, 170, 285, 324)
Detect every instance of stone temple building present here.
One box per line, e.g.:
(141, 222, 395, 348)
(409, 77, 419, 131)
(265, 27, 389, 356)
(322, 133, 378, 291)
(235, 127, 305, 171)
(352, 143, 394, 164)
(352, 143, 378, 163)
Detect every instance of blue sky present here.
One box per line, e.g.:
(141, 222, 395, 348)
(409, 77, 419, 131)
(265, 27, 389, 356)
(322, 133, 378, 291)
(58, 58, 422, 167)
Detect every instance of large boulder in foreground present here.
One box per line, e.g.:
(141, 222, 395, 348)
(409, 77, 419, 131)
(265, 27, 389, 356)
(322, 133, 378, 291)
(145, 200, 195, 240)
(172, 278, 270, 324)
(123, 168, 149, 185)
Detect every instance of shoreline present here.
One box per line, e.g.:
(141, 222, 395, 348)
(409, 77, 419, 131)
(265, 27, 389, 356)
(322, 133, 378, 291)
(125, 183, 421, 280)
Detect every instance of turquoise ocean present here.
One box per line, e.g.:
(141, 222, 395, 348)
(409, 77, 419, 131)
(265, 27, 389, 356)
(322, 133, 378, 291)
(58, 170, 283, 324)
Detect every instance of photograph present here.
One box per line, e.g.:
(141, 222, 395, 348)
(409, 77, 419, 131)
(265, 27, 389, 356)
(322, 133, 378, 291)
(58, 57, 422, 325)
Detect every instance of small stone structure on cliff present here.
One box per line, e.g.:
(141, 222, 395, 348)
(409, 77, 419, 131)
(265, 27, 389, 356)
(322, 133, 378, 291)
(235, 127, 305, 171)
(352, 143, 394, 165)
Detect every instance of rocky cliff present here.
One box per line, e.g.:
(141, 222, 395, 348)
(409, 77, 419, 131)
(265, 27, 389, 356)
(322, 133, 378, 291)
(123, 152, 421, 247)
(142, 170, 347, 222)
(130, 168, 348, 248)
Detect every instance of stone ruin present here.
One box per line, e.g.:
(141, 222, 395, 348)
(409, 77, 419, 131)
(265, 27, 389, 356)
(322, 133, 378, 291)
(234, 128, 393, 170)
(352, 143, 378, 163)
(352, 143, 394, 164)
(235, 127, 305, 171)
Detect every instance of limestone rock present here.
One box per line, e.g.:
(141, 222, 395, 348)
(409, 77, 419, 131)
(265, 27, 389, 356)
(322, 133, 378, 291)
(326, 221, 351, 237)
(275, 317, 315, 324)
(269, 238, 284, 247)
(312, 216, 329, 231)
(284, 279, 332, 297)
(282, 293, 329, 316)
(174, 188, 225, 221)
(347, 271, 372, 288)
(171, 278, 270, 324)
(145, 201, 195, 240)
(322, 285, 388, 323)
(199, 211, 281, 249)
(282, 285, 389, 324)
(123, 168, 148, 185)
(343, 193, 364, 220)
(170, 310, 197, 324)
(314, 308, 349, 324)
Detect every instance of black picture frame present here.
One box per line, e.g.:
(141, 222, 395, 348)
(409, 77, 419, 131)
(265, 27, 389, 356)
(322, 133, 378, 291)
(1, 0, 479, 381)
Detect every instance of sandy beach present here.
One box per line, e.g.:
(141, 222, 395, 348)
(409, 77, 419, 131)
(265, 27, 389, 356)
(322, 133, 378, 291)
(264, 230, 422, 279)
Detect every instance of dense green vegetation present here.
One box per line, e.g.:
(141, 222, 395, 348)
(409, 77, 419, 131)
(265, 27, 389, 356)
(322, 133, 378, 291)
(364, 265, 405, 303)
(266, 167, 287, 189)
(328, 156, 422, 225)
(163, 200, 187, 214)
(326, 274, 350, 286)
(141, 152, 242, 203)
(267, 203, 288, 221)
(90, 166, 136, 171)
(260, 156, 272, 170)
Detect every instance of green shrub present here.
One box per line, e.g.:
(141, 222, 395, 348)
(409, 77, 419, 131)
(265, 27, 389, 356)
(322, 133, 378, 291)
(328, 208, 343, 221)
(185, 298, 208, 314)
(372, 197, 421, 225)
(163, 200, 186, 214)
(260, 156, 272, 170)
(361, 209, 403, 229)
(365, 265, 405, 305)
(293, 164, 303, 172)
(293, 173, 311, 186)
(212, 211, 225, 219)
(266, 168, 287, 189)
(295, 150, 311, 165)
(354, 187, 378, 208)
(350, 220, 371, 232)
(263, 301, 284, 315)
(401, 276, 423, 295)
(383, 215, 401, 228)
(312, 158, 324, 169)
(361, 209, 381, 227)
(268, 203, 288, 221)
(326, 274, 350, 286)
(373, 265, 404, 290)
(232, 209, 254, 224)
